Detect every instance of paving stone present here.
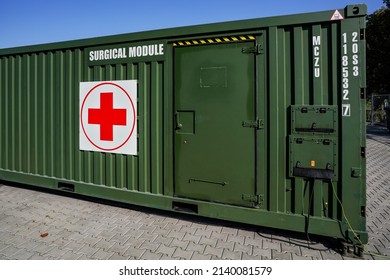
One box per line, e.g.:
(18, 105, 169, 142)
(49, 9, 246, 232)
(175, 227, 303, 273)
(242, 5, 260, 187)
(154, 236, 173, 246)
(29, 253, 49, 260)
(172, 248, 193, 259)
(272, 251, 292, 260)
(139, 224, 158, 233)
(109, 253, 130, 260)
(9, 235, 31, 247)
(191, 252, 212, 260)
(164, 224, 183, 231)
(198, 236, 218, 247)
(186, 242, 206, 254)
(58, 229, 73, 240)
(204, 245, 223, 258)
(252, 248, 272, 259)
(281, 243, 301, 255)
(194, 228, 213, 238)
(160, 255, 181, 260)
(206, 225, 223, 233)
(141, 250, 163, 260)
(76, 244, 99, 257)
(107, 242, 132, 255)
(0, 232, 17, 243)
(138, 232, 159, 242)
(124, 238, 145, 249)
(164, 217, 179, 224)
(245, 237, 262, 247)
(188, 222, 208, 230)
(375, 246, 390, 256)
(156, 244, 176, 257)
(62, 241, 84, 251)
(152, 228, 171, 236)
(242, 253, 261, 260)
(94, 238, 114, 250)
(179, 226, 197, 235)
(98, 230, 120, 241)
(91, 248, 114, 260)
(110, 233, 132, 245)
(0, 242, 10, 253)
(238, 229, 255, 239)
(29, 243, 53, 255)
(341, 255, 357, 260)
(182, 233, 201, 244)
(300, 247, 322, 259)
(122, 223, 142, 231)
(123, 247, 146, 259)
(262, 240, 281, 252)
(221, 227, 238, 235)
(222, 249, 242, 260)
(215, 240, 235, 251)
(0, 254, 10, 260)
(227, 234, 245, 244)
(67, 232, 85, 242)
(11, 249, 35, 260)
(320, 250, 343, 260)
(46, 246, 68, 258)
(15, 239, 41, 251)
(61, 250, 83, 260)
(50, 237, 70, 249)
(211, 231, 229, 241)
(139, 240, 160, 252)
(176, 220, 193, 227)
(167, 230, 186, 240)
(234, 243, 253, 255)
(170, 238, 189, 250)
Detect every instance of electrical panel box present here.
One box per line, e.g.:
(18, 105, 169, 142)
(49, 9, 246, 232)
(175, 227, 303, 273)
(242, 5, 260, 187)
(291, 105, 337, 135)
(289, 136, 338, 180)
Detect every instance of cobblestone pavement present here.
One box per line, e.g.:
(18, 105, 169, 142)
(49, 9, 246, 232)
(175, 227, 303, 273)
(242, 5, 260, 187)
(0, 125, 389, 260)
(365, 125, 390, 259)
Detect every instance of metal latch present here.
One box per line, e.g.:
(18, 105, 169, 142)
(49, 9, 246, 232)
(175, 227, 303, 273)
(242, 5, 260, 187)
(351, 167, 362, 178)
(242, 194, 264, 207)
(242, 119, 264, 129)
(242, 44, 263, 54)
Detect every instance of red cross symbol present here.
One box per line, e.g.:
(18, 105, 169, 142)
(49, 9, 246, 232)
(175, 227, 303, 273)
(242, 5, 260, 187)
(88, 92, 127, 141)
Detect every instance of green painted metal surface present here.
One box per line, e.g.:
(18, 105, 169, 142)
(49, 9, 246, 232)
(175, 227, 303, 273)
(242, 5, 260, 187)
(0, 4, 367, 244)
(174, 42, 256, 207)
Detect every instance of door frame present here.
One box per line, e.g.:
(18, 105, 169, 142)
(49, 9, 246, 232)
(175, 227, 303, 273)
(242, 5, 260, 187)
(171, 33, 265, 207)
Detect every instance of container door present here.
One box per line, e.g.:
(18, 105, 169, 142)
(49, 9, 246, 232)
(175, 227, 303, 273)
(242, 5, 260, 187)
(174, 42, 256, 207)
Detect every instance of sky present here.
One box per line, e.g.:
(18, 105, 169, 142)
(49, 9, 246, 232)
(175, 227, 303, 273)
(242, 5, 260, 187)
(0, 0, 386, 49)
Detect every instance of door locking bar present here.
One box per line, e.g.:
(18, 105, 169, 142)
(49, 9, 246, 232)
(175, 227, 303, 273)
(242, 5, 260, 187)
(189, 178, 228, 186)
(242, 119, 264, 129)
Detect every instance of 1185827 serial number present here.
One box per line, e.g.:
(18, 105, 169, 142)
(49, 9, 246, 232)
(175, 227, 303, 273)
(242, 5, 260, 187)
(212, 266, 272, 276)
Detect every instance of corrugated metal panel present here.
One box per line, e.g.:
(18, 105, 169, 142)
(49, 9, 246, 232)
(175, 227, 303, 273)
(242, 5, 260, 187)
(265, 23, 341, 218)
(0, 51, 165, 194)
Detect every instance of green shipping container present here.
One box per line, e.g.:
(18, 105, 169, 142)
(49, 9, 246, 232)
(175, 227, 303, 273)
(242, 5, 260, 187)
(0, 5, 367, 247)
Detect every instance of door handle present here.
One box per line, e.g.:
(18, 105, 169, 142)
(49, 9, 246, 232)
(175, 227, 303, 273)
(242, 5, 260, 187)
(175, 112, 183, 130)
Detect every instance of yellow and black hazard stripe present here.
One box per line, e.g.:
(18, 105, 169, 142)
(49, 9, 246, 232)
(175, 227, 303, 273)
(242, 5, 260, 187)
(172, 35, 255, 47)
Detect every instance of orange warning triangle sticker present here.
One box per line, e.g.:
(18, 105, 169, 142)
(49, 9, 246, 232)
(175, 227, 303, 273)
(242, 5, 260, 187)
(330, 9, 344, 21)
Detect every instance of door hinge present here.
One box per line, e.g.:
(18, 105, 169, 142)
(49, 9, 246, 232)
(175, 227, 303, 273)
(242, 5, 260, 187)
(242, 44, 263, 54)
(242, 194, 264, 207)
(242, 119, 264, 129)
